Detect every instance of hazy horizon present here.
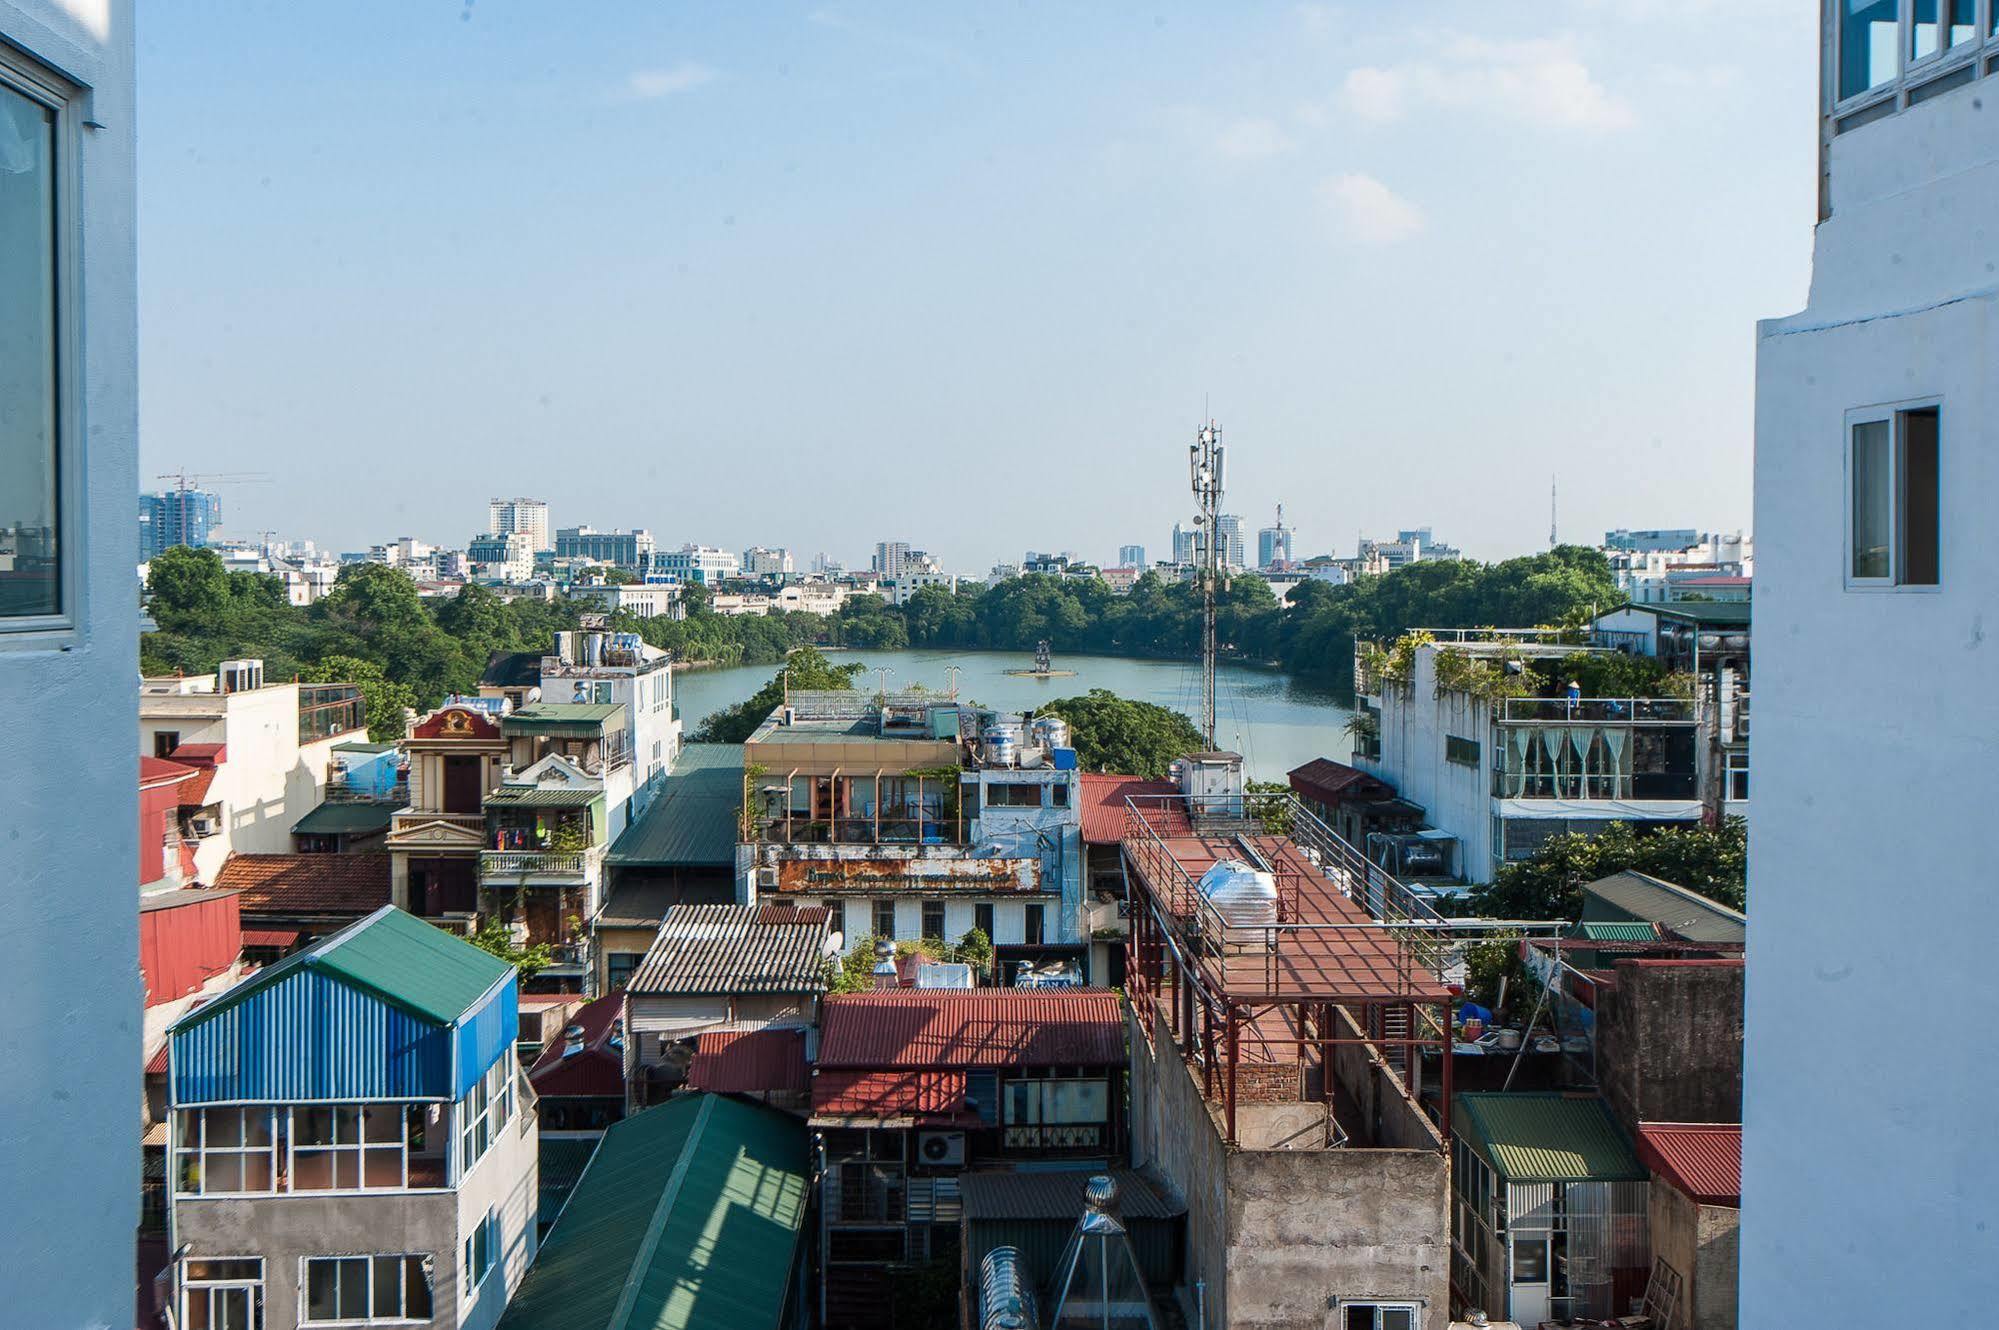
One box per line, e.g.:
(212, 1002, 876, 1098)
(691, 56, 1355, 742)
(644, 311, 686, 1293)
(138, 2, 1812, 569)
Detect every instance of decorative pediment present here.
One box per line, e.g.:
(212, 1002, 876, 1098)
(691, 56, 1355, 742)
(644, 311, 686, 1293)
(412, 706, 503, 741)
(510, 752, 595, 789)
(387, 816, 487, 850)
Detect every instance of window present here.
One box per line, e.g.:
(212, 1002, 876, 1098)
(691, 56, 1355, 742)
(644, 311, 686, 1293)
(1848, 405, 1940, 587)
(988, 783, 1042, 807)
(175, 1108, 279, 1196)
(155, 731, 182, 758)
(183, 1258, 264, 1330)
(605, 951, 642, 991)
(459, 1059, 515, 1174)
(0, 58, 67, 626)
(1001, 1077, 1109, 1148)
(303, 1255, 432, 1324)
(292, 1103, 408, 1191)
(1911, 0, 1980, 60)
(464, 1213, 497, 1297)
(873, 899, 897, 939)
(1445, 735, 1480, 768)
(974, 903, 995, 941)
(1024, 902, 1044, 945)
(1839, 0, 1899, 99)
(1342, 1303, 1419, 1330)
(1726, 750, 1750, 803)
(1049, 782, 1070, 808)
(921, 899, 946, 941)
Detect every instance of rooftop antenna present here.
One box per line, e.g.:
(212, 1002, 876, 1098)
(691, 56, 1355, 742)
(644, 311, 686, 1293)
(1189, 419, 1225, 748)
(1550, 474, 1559, 549)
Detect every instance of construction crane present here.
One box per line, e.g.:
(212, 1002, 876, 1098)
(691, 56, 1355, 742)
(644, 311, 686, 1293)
(151, 470, 271, 550)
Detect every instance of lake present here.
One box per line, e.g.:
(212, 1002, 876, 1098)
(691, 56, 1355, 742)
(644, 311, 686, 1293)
(672, 647, 1355, 781)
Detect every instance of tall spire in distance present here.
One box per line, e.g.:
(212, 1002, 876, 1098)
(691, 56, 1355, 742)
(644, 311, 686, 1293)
(1550, 474, 1559, 549)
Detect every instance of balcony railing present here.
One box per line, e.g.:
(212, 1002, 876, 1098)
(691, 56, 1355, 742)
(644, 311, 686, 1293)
(479, 849, 598, 880)
(757, 817, 961, 847)
(1499, 696, 1695, 724)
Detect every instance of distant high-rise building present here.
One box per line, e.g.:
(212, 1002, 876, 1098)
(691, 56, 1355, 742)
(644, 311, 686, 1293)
(1257, 525, 1292, 570)
(139, 488, 221, 561)
(1360, 527, 1462, 570)
(1215, 514, 1246, 569)
(555, 525, 655, 570)
(1171, 521, 1202, 565)
(873, 541, 912, 579)
(742, 546, 794, 578)
(488, 497, 550, 553)
(1119, 544, 1146, 569)
(1603, 527, 1703, 553)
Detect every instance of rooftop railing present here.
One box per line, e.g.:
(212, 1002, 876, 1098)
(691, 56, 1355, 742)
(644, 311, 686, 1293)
(1498, 696, 1695, 724)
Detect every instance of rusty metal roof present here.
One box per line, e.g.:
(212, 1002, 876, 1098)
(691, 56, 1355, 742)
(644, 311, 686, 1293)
(812, 1068, 967, 1117)
(628, 903, 830, 996)
(1636, 1122, 1741, 1206)
(817, 990, 1125, 1069)
(774, 854, 1041, 895)
(1077, 774, 1177, 845)
(688, 1028, 809, 1095)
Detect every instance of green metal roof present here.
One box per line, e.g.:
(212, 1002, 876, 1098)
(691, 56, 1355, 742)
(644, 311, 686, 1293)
(182, 906, 512, 1031)
(606, 744, 744, 868)
(498, 1094, 810, 1330)
(1612, 600, 1751, 627)
(1574, 921, 1661, 942)
(1454, 1093, 1646, 1185)
(486, 787, 607, 809)
(291, 801, 399, 835)
(507, 703, 624, 731)
(1581, 871, 1746, 945)
(333, 740, 398, 754)
(538, 1135, 599, 1223)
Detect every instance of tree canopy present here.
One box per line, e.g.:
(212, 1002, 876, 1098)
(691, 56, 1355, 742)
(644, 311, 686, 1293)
(691, 645, 865, 743)
(1467, 817, 1748, 921)
(1041, 688, 1208, 780)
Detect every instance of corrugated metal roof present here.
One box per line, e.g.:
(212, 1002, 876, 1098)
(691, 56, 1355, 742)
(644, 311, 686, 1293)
(1454, 1093, 1646, 1184)
(688, 1028, 809, 1095)
(629, 904, 829, 996)
(605, 744, 744, 867)
(290, 802, 398, 835)
(817, 990, 1125, 1069)
(1286, 758, 1395, 809)
(1635, 1122, 1741, 1206)
(528, 993, 627, 1099)
(484, 786, 606, 809)
(496, 1095, 810, 1330)
(595, 882, 680, 929)
(537, 1135, 598, 1223)
(813, 1069, 966, 1116)
(958, 1168, 1185, 1221)
(1582, 871, 1746, 945)
(1077, 774, 1177, 845)
(505, 702, 625, 731)
(1576, 921, 1663, 942)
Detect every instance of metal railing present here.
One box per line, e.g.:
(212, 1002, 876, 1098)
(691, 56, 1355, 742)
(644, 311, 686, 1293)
(479, 849, 597, 879)
(1499, 696, 1695, 723)
(756, 817, 961, 846)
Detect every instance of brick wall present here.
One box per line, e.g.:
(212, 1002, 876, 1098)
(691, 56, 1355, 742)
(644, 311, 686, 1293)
(1236, 1059, 1301, 1103)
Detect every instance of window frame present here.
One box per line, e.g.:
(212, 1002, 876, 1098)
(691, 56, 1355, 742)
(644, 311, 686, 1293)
(0, 45, 84, 642)
(1844, 399, 1942, 592)
(183, 1256, 267, 1330)
(1338, 1300, 1423, 1330)
(1830, 0, 1995, 116)
(299, 1253, 434, 1326)
(463, 1212, 498, 1301)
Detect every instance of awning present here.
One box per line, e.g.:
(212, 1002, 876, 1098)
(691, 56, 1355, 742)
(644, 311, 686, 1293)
(241, 929, 301, 950)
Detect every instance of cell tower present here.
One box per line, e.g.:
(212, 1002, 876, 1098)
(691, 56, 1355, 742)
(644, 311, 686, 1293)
(1189, 421, 1225, 748)
(1549, 475, 1559, 549)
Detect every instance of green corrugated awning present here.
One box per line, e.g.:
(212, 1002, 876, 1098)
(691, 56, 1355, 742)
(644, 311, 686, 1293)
(1574, 921, 1660, 942)
(606, 744, 743, 868)
(1454, 1093, 1646, 1185)
(291, 802, 398, 835)
(486, 787, 606, 809)
(498, 1095, 810, 1330)
(506, 703, 624, 734)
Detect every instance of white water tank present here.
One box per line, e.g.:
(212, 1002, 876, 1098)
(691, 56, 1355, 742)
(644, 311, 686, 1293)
(1198, 859, 1279, 927)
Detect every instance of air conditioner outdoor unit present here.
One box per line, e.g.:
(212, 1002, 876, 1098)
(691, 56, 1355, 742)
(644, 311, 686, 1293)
(189, 816, 219, 837)
(916, 1131, 965, 1167)
(756, 866, 779, 889)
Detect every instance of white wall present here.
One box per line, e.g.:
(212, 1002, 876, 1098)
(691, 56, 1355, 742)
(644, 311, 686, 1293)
(0, 5, 139, 1326)
(1742, 76, 1999, 1326)
(1365, 649, 1495, 880)
(454, 1074, 538, 1330)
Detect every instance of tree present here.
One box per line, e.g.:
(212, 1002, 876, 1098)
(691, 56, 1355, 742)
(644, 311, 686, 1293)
(693, 645, 865, 743)
(303, 655, 417, 742)
(146, 545, 230, 621)
(461, 915, 554, 978)
(1467, 817, 1748, 921)
(1042, 688, 1207, 779)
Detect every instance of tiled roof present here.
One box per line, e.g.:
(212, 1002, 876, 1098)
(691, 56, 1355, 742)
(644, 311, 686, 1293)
(1077, 773, 1176, 845)
(176, 767, 218, 806)
(813, 1068, 966, 1117)
(1454, 1093, 1647, 1185)
(958, 1168, 1185, 1221)
(214, 853, 393, 918)
(687, 1028, 809, 1095)
(605, 743, 744, 867)
(1636, 1122, 1741, 1206)
(496, 1096, 809, 1330)
(1286, 757, 1395, 808)
(629, 903, 830, 996)
(817, 990, 1125, 1069)
(528, 993, 626, 1099)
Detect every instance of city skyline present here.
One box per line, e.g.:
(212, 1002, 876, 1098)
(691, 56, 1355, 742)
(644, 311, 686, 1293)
(136, 2, 1804, 566)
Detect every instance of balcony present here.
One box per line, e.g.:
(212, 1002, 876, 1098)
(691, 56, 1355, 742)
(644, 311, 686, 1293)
(757, 816, 962, 847)
(479, 847, 601, 883)
(1499, 696, 1695, 724)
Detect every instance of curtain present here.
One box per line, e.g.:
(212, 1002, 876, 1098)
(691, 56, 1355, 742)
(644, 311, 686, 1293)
(1601, 728, 1628, 799)
(1508, 728, 1532, 797)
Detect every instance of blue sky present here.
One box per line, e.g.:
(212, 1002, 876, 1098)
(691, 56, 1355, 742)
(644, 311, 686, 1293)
(138, 1, 1816, 567)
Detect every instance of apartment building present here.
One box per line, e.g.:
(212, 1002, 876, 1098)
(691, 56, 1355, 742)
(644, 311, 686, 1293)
(467, 531, 533, 583)
(165, 907, 535, 1330)
(553, 524, 654, 570)
(141, 660, 370, 883)
(487, 498, 550, 554)
(654, 542, 739, 584)
(1740, 2, 1999, 1321)
(741, 544, 794, 577)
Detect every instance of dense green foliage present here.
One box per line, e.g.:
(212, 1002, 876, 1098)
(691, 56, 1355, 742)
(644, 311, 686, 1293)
(1041, 689, 1209, 779)
(826, 929, 993, 993)
(1467, 817, 1748, 921)
(690, 646, 864, 743)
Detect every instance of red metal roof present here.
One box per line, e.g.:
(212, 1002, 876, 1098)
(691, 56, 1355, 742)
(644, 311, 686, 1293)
(1286, 757, 1396, 808)
(145, 1042, 170, 1075)
(817, 990, 1125, 1069)
(1636, 1122, 1741, 1206)
(213, 853, 393, 918)
(687, 1028, 809, 1095)
(170, 743, 227, 765)
(140, 756, 199, 790)
(813, 1068, 967, 1117)
(240, 929, 301, 950)
(1077, 774, 1177, 845)
(527, 993, 627, 1099)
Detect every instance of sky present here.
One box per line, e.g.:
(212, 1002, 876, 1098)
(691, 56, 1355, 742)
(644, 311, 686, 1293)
(138, 1, 1817, 569)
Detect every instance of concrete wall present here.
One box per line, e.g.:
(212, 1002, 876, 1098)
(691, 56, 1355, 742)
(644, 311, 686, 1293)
(1363, 651, 1494, 881)
(0, 5, 139, 1326)
(456, 1102, 539, 1330)
(1648, 1181, 1738, 1330)
(1745, 70, 1999, 1326)
(1595, 961, 1743, 1135)
(1127, 1002, 1450, 1330)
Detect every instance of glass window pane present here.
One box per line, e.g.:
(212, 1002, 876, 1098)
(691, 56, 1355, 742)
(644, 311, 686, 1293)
(1950, 0, 1977, 43)
(362, 1104, 402, 1144)
(1003, 1081, 1039, 1124)
(1851, 420, 1892, 579)
(406, 1258, 433, 1318)
(305, 1261, 337, 1321)
(296, 1107, 335, 1147)
(218, 1289, 251, 1330)
(240, 1153, 273, 1192)
(1383, 1311, 1415, 1330)
(204, 1153, 244, 1193)
(1514, 1234, 1550, 1282)
(1346, 1307, 1375, 1330)
(206, 1109, 244, 1148)
(337, 1258, 366, 1318)
(1841, 0, 1900, 98)
(1902, 408, 1940, 585)
(0, 82, 59, 620)
(373, 1257, 403, 1318)
(333, 1105, 360, 1143)
(364, 1146, 403, 1188)
(244, 1109, 274, 1147)
(1913, 0, 1941, 58)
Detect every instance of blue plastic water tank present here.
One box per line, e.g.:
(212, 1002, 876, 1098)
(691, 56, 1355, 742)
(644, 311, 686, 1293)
(1051, 746, 1078, 770)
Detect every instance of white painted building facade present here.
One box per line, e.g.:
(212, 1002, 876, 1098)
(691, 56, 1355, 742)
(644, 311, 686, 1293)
(1741, 7, 1999, 1323)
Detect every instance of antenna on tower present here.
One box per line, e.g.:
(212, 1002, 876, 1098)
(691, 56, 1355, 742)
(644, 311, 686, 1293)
(1189, 420, 1225, 748)
(1550, 475, 1559, 549)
